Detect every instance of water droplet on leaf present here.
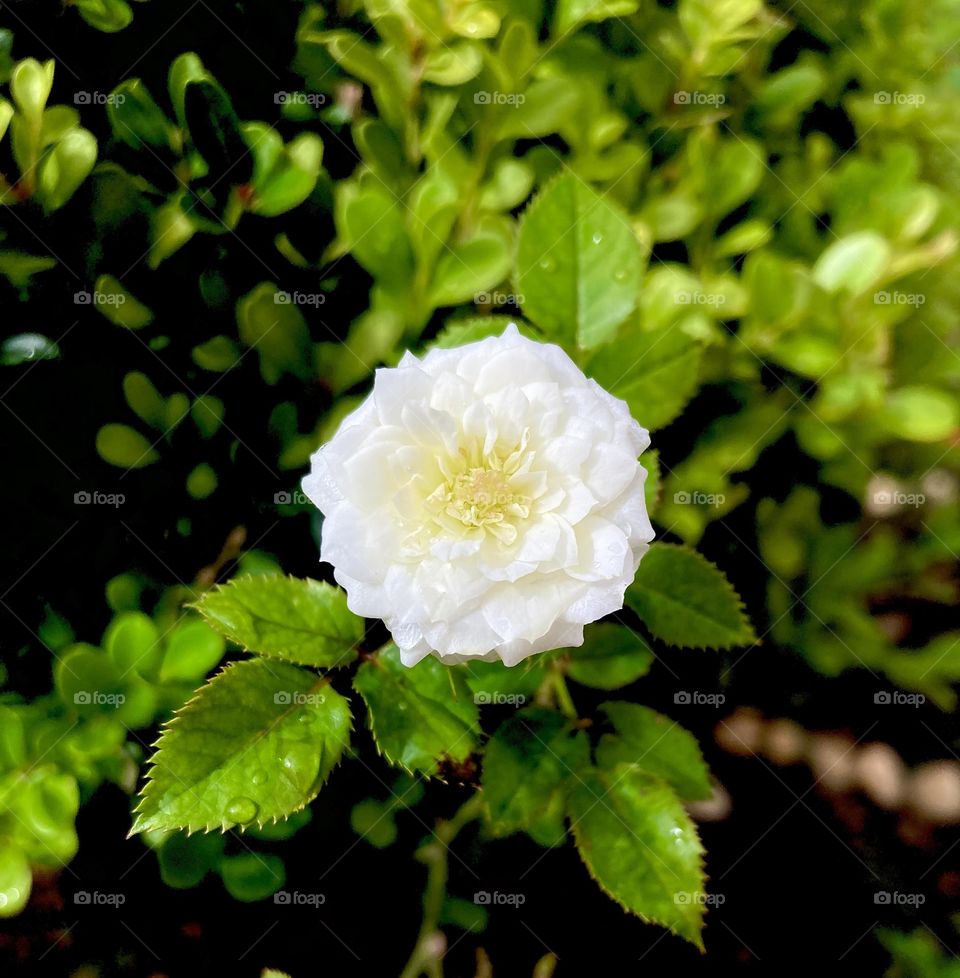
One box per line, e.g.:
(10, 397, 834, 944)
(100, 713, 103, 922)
(226, 797, 258, 824)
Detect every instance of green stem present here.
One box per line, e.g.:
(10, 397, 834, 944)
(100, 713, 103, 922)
(398, 793, 484, 978)
(551, 669, 578, 720)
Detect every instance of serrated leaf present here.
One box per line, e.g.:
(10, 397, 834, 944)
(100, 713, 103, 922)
(627, 543, 756, 649)
(354, 644, 479, 776)
(596, 703, 711, 800)
(193, 576, 362, 669)
(430, 317, 538, 350)
(131, 659, 351, 834)
(517, 173, 640, 350)
(566, 623, 654, 690)
(482, 706, 588, 847)
(588, 324, 702, 431)
(568, 764, 706, 948)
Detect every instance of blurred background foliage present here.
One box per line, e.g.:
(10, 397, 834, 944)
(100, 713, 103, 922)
(2, 0, 960, 973)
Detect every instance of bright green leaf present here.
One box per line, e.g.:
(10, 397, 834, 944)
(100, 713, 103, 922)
(354, 644, 479, 775)
(566, 623, 654, 690)
(568, 765, 706, 948)
(626, 543, 756, 649)
(193, 575, 362, 669)
(131, 659, 351, 833)
(517, 174, 640, 349)
(482, 706, 588, 847)
(596, 702, 712, 800)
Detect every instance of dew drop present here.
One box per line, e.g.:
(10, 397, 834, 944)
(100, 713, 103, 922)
(251, 771, 267, 786)
(539, 257, 556, 272)
(591, 232, 603, 244)
(280, 743, 319, 789)
(225, 797, 259, 824)
(614, 269, 628, 282)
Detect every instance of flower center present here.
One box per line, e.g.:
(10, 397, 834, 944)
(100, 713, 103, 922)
(447, 467, 529, 529)
(423, 432, 534, 545)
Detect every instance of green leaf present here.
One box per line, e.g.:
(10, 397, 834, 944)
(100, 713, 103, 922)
(336, 182, 414, 290)
(482, 706, 588, 847)
(494, 78, 579, 142)
(568, 764, 706, 948)
(123, 372, 166, 427)
(567, 623, 654, 690)
(131, 659, 351, 834)
(97, 424, 160, 469)
(103, 611, 163, 679)
(93, 275, 154, 329)
(191, 395, 225, 438)
(429, 217, 514, 308)
(220, 852, 286, 902)
(880, 386, 959, 443)
(192, 335, 241, 372)
(588, 324, 701, 431)
(184, 78, 250, 185)
(812, 231, 891, 295)
(626, 543, 756, 649)
(517, 173, 640, 349)
(0, 846, 31, 917)
(107, 79, 173, 151)
(159, 619, 225, 683)
(149, 199, 196, 267)
(596, 703, 711, 800)
(9, 59, 53, 120)
(430, 317, 537, 349)
(36, 127, 97, 212)
(156, 831, 225, 889)
(75, 0, 133, 32)
(193, 575, 362, 669)
(236, 282, 312, 385)
(555, 0, 639, 35)
(354, 644, 479, 776)
(245, 124, 323, 217)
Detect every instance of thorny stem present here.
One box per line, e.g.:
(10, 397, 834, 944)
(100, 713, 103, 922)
(398, 792, 484, 978)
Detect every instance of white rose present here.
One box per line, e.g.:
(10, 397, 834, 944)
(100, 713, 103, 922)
(303, 324, 654, 667)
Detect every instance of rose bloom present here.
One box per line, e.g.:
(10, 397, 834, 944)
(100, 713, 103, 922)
(303, 324, 654, 666)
